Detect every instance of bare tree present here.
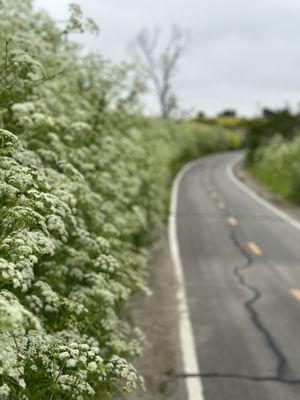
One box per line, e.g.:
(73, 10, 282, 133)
(130, 25, 189, 118)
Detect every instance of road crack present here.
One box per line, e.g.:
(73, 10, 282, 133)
(174, 372, 300, 385)
(230, 233, 288, 380)
(173, 231, 300, 385)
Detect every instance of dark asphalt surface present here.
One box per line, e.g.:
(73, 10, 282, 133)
(176, 151, 300, 400)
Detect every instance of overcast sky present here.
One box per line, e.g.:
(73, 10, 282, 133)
(35, 0, 300, 116)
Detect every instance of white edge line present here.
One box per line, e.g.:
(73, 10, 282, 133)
(227, 155, 300, 233)
(168, 158, 205, 400)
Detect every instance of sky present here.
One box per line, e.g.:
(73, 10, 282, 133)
(35, 0, 300, 117)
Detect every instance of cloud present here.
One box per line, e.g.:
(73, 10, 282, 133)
(35, 0, 300, 116)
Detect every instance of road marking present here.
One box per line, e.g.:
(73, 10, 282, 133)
(169, 159, 205, 400)
(247, 241, 262, 256)
(228, 216, 238, 226)
(227, 155, 300, 234)
(218, 201, 226, 209)
(290, 289, 300, 301)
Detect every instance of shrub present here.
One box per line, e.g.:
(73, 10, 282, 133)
(250, 135, 300, 203)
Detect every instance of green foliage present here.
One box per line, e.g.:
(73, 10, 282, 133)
(0, 1, 242, 399)
(245, 108, 300, 163)
(250, 135, 300, 204)
(244, 107, 300, 204)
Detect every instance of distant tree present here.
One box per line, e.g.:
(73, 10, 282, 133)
(262, 107, 292, 119)
(218, 109, 236, 117)
(130, 25, 189, 118)
(262, 108, 274, 117)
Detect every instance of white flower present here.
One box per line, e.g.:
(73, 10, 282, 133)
(0, 384, 10, 399)
(87, 361, 97, 372)
(66, 358, 77, 368)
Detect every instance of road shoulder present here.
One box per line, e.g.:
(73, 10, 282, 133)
(122, 233, 187, 400)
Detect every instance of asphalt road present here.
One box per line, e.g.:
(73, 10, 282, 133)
(176, 151, 300, 400)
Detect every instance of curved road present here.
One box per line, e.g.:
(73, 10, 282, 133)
(176, 151, 300, 400)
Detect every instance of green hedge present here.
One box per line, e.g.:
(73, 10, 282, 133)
(250, 135, 300, 204)
(0, 1, 242, 399)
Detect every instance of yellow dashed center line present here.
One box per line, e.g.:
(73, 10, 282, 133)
(228, 216, 238, 226)
(290, 289, 300, 302)
(218, 201, 226, 209)
(247, 241, 262, 256)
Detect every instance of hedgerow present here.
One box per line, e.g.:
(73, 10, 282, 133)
(0, 1, 242, 398)
(249, 134, 300, 204)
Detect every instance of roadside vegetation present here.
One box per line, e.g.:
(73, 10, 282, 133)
(244, 109, 300, 204)
(0, 1, 243, 399)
